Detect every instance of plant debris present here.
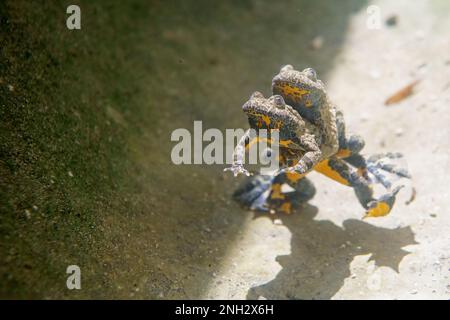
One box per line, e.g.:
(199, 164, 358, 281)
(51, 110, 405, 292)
(405, 187, 416, 205)
(385, 80, 420, 105)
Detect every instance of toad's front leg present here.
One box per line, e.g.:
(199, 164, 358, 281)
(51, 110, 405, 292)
(281, 134, 322, 176)
(224, 129, 252, 177)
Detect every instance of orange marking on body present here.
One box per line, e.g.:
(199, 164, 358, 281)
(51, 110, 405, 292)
(285, 171, 305, 184)
(280, 86, 309, 102)
(314, 160, 351, 186)
(335, 148, 352, 158)
(245, 137, 272, 151)
(261, 114, 271, 127)
(270, 184, 285, 200)
(279, 202, 292, 214)
(245, 137, 259, 151)
(279, 139, 294, 147)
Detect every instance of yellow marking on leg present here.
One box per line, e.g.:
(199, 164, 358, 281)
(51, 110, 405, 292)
(286, 172, 305, 184)
(245, 137, 260, 151)
(279, 202, 292, 214)
(364, 202, 391, 218)
(270, 183, 285, 200)
(335, 148, 352, 158)
(314, 160, 351, 186)
(247, 138, 297, 150)
(279, 139, 294, 147)
(245, 137, 273, 151)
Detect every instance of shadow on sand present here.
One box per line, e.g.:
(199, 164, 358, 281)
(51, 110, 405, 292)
(247, 206, 417, 299)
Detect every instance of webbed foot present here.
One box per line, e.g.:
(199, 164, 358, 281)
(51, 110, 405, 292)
(232, 175, 273, 210)
(266, 178, 316, 215)
(366, 152, 411, 188)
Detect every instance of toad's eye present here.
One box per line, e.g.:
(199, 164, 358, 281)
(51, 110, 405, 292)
(272, 95, 285, 109)
(302, 68, 317, 81)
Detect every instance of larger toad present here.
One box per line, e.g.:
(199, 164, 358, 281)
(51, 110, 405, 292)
(225, 66, 410, 218)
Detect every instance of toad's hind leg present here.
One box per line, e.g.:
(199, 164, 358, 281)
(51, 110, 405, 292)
(267, 172, 316, 214)
(232, 173, 315, 214)
(344, 150, 411, 189)
(314, 157, 402, 217)
(337, 136, 369, 179)
(337, 130, 410, 187)
(233, 175, 274, 211)
(335, 109, 411, 185)
(334, 110, 370, 177)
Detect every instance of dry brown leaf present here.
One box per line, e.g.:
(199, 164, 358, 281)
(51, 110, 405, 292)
(385, 80, 420, 105)
(405, 187, 416, 205)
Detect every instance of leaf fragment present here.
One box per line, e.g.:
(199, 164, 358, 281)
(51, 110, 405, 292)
(385, 80, 420, 105)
